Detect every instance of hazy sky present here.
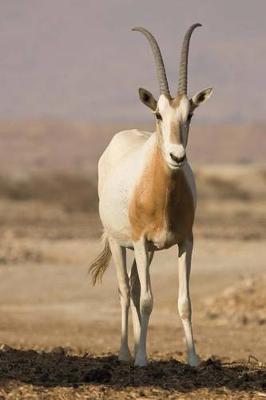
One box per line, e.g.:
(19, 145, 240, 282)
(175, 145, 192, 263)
(0, 0, 265, 123)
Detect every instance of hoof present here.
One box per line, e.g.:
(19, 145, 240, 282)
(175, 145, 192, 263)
(118, 347, 132, 362)
(188, 354, 201, 367)
(134, 354, 148, 367)
(133, 345, 138, 359)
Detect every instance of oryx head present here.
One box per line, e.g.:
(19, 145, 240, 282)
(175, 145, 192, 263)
(133, 24, 213, 170)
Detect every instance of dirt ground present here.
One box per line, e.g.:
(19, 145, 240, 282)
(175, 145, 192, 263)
(0, 165, 265, 399)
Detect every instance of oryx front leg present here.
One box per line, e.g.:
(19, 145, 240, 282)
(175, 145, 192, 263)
(109, 238, 131, 362)
(133, 239, 153, 367)
(130, 251, 154, 359)
(178, 240, 200, 367)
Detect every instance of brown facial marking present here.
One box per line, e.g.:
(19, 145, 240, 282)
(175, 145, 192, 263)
(168, 94, 185, 144)
(169, 121, 181, 144)
(169, 94, 183, 108)
(128, 145, 195, 244)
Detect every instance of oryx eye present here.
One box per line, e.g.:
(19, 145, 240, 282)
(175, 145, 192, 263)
(155, 112, 162, 121)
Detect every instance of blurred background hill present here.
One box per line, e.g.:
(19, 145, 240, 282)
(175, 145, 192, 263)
(0, 121, 265, 175)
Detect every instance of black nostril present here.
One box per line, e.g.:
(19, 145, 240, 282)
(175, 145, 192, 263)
(170, 153, 186, 163)
(170, 153, 178, 162)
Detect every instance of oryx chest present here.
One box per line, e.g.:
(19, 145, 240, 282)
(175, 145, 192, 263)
(128, 149, 195, 248)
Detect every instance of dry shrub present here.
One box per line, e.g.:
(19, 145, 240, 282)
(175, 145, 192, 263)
(204, 176, 250, 200)
(0, 231, 44, 265)
(195, 173, 251, 201)
(0, 172, 98, 212)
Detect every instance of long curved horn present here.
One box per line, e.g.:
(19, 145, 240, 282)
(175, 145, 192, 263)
(177, 23, 202, 95)
(132, 27, 170, 96)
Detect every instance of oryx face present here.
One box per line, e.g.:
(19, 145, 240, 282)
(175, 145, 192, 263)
(155, 94, 190, 169)
(139, 88, 213, 170)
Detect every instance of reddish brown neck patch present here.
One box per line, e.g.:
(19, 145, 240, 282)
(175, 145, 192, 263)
(128, 144, 194, 243)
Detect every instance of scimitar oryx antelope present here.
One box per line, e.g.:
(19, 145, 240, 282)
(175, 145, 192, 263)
(89, 23, 213, 367)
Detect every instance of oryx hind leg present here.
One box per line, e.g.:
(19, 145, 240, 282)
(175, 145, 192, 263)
(108, 238, 131, 361)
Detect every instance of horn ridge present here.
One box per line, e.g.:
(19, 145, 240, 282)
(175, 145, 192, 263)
(132, 27, 170, 96)
(177, 23, 202, 95)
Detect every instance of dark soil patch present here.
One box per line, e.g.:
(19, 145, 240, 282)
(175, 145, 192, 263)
(0, 346, 264, 399)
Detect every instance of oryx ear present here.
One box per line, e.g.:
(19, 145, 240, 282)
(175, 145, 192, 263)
(190, 87, 213, 110)
(139, 88, 157, 111)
